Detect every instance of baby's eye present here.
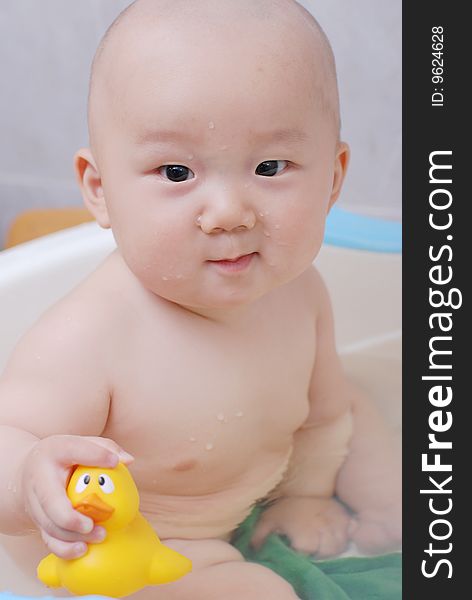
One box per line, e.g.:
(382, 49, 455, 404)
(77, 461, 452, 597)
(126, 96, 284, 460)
(255, 160, 288, 177)
(75, 473, 91, 494)
(157, 165, 195, 182)
(98, 474, 115, 494)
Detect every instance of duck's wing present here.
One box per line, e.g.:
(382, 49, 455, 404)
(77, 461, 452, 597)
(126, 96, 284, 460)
(37, 553, 61, 588)
(149, 544, 192, 585)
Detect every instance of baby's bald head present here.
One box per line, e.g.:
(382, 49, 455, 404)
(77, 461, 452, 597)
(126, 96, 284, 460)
(87, 0, 340, 156)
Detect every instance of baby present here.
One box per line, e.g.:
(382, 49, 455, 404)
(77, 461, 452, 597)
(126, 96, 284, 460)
(0, 1, 401, 598)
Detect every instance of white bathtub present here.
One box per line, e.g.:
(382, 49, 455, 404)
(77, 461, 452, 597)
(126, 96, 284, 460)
(0, 222, 401, 593)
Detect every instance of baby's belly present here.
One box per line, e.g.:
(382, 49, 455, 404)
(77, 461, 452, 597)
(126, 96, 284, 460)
(139, 448, 292, 539)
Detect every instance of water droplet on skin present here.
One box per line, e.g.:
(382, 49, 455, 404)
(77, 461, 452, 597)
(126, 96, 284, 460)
(216, 413, 226, 423)
(259, 212, 265, 218)
(208, 121, 215, 129)
(263, 230, 271, 237)
(196, 215, 202, 225)
(176, 274, 183, 280)
(188, 154, 194, 160)
(235, 410, 244, 418)
(189, 437, 197, 443)
(205, 442, 214, 451)
(162, 276, 169, 281)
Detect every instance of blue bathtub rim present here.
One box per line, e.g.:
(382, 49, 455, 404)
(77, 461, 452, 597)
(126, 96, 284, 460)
(324, 206, 402, 254)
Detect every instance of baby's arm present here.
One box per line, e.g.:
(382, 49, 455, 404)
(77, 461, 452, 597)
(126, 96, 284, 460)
(252, 269, 401, 556)
(0, 300, 132, 558)
(335, 386, 402, 553)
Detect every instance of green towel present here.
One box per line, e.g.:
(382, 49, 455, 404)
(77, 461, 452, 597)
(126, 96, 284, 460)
(231, 506, 402, 600)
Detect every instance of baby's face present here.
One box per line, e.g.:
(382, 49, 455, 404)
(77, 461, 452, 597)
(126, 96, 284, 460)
(90, 17, 347, 312)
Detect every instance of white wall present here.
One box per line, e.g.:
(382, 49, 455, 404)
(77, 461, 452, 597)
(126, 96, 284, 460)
(300, 1, 401, 221)
(0, 0, 401, 247)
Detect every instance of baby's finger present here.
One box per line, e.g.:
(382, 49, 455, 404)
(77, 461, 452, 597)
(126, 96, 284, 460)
(40, 529, 87, 560)
(316, 529, 348, 558)
(353, 521, 394, 554)
(30, 487, 88, 538)
(82, 436, 134, 465)
(289, 529, 322, 556)
(46, 435, 122, 469)
(32, 490, 106, 544)
(250, 517, 278, 550)
(33, 477, 94, 534)
(348, 516, 359, 537)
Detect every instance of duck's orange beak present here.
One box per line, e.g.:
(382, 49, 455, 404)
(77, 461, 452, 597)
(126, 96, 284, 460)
(74, 493, 115, 523)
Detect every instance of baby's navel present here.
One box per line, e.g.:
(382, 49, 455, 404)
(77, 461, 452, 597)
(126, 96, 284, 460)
(172, 459, 198, 472)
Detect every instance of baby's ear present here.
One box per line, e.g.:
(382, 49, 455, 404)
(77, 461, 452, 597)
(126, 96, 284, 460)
(74, 148, 110, 229)
(327, 142, 350, 212)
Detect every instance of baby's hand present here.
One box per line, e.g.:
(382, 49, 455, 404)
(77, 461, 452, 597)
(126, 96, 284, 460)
(20, 434, 133, 559)
(251, 496, 350, 558)
(349, 502, 402, 555)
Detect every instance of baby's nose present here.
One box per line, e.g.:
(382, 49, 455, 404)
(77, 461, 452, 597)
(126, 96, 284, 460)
(198, 192, 256, 234)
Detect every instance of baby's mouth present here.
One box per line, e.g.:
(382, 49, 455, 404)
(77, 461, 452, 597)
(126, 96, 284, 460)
(207, 252, 257, 272)
(208, 251, 255, 261)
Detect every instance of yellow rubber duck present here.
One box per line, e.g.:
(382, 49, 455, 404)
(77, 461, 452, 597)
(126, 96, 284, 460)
(37, 463, 192, 597)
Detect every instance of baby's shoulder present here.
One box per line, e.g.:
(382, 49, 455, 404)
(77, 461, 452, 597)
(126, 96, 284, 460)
(17, 251, 134, 358)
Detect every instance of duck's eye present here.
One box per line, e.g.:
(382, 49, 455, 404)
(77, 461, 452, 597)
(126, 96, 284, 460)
(98, 474, 115, 494)
(255, 160, 288, 177)
(158, 165, 195, 182)
(75, 473, 91, 494)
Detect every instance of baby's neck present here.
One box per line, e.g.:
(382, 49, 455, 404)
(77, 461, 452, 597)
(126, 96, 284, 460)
(178, 302, 256, 326)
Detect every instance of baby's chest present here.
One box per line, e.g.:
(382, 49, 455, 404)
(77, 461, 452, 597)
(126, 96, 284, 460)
(106, 307, 315, 484)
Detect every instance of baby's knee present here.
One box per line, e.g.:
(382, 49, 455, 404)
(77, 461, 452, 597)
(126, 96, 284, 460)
(163, 537, 244, 570)
(225, 562, 299, 599)
(160, 560, 298, 600)
(155, 538, 299, 599)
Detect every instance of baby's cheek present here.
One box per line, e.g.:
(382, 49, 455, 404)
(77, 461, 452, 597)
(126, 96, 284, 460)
(275, 206, 325, 259)
(124, 228, 196, 295)
(112, 221, 163, 277)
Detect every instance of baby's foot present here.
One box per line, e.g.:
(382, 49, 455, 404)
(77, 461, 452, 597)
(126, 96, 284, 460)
(251, 496, 350, 558)
(349, 502, 402, 554)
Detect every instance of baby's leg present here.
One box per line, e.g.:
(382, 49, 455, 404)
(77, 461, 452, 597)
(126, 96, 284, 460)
(0, 532, 55, 595)
(0, 534, 298, 599)
(134, 538, 299, 600)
